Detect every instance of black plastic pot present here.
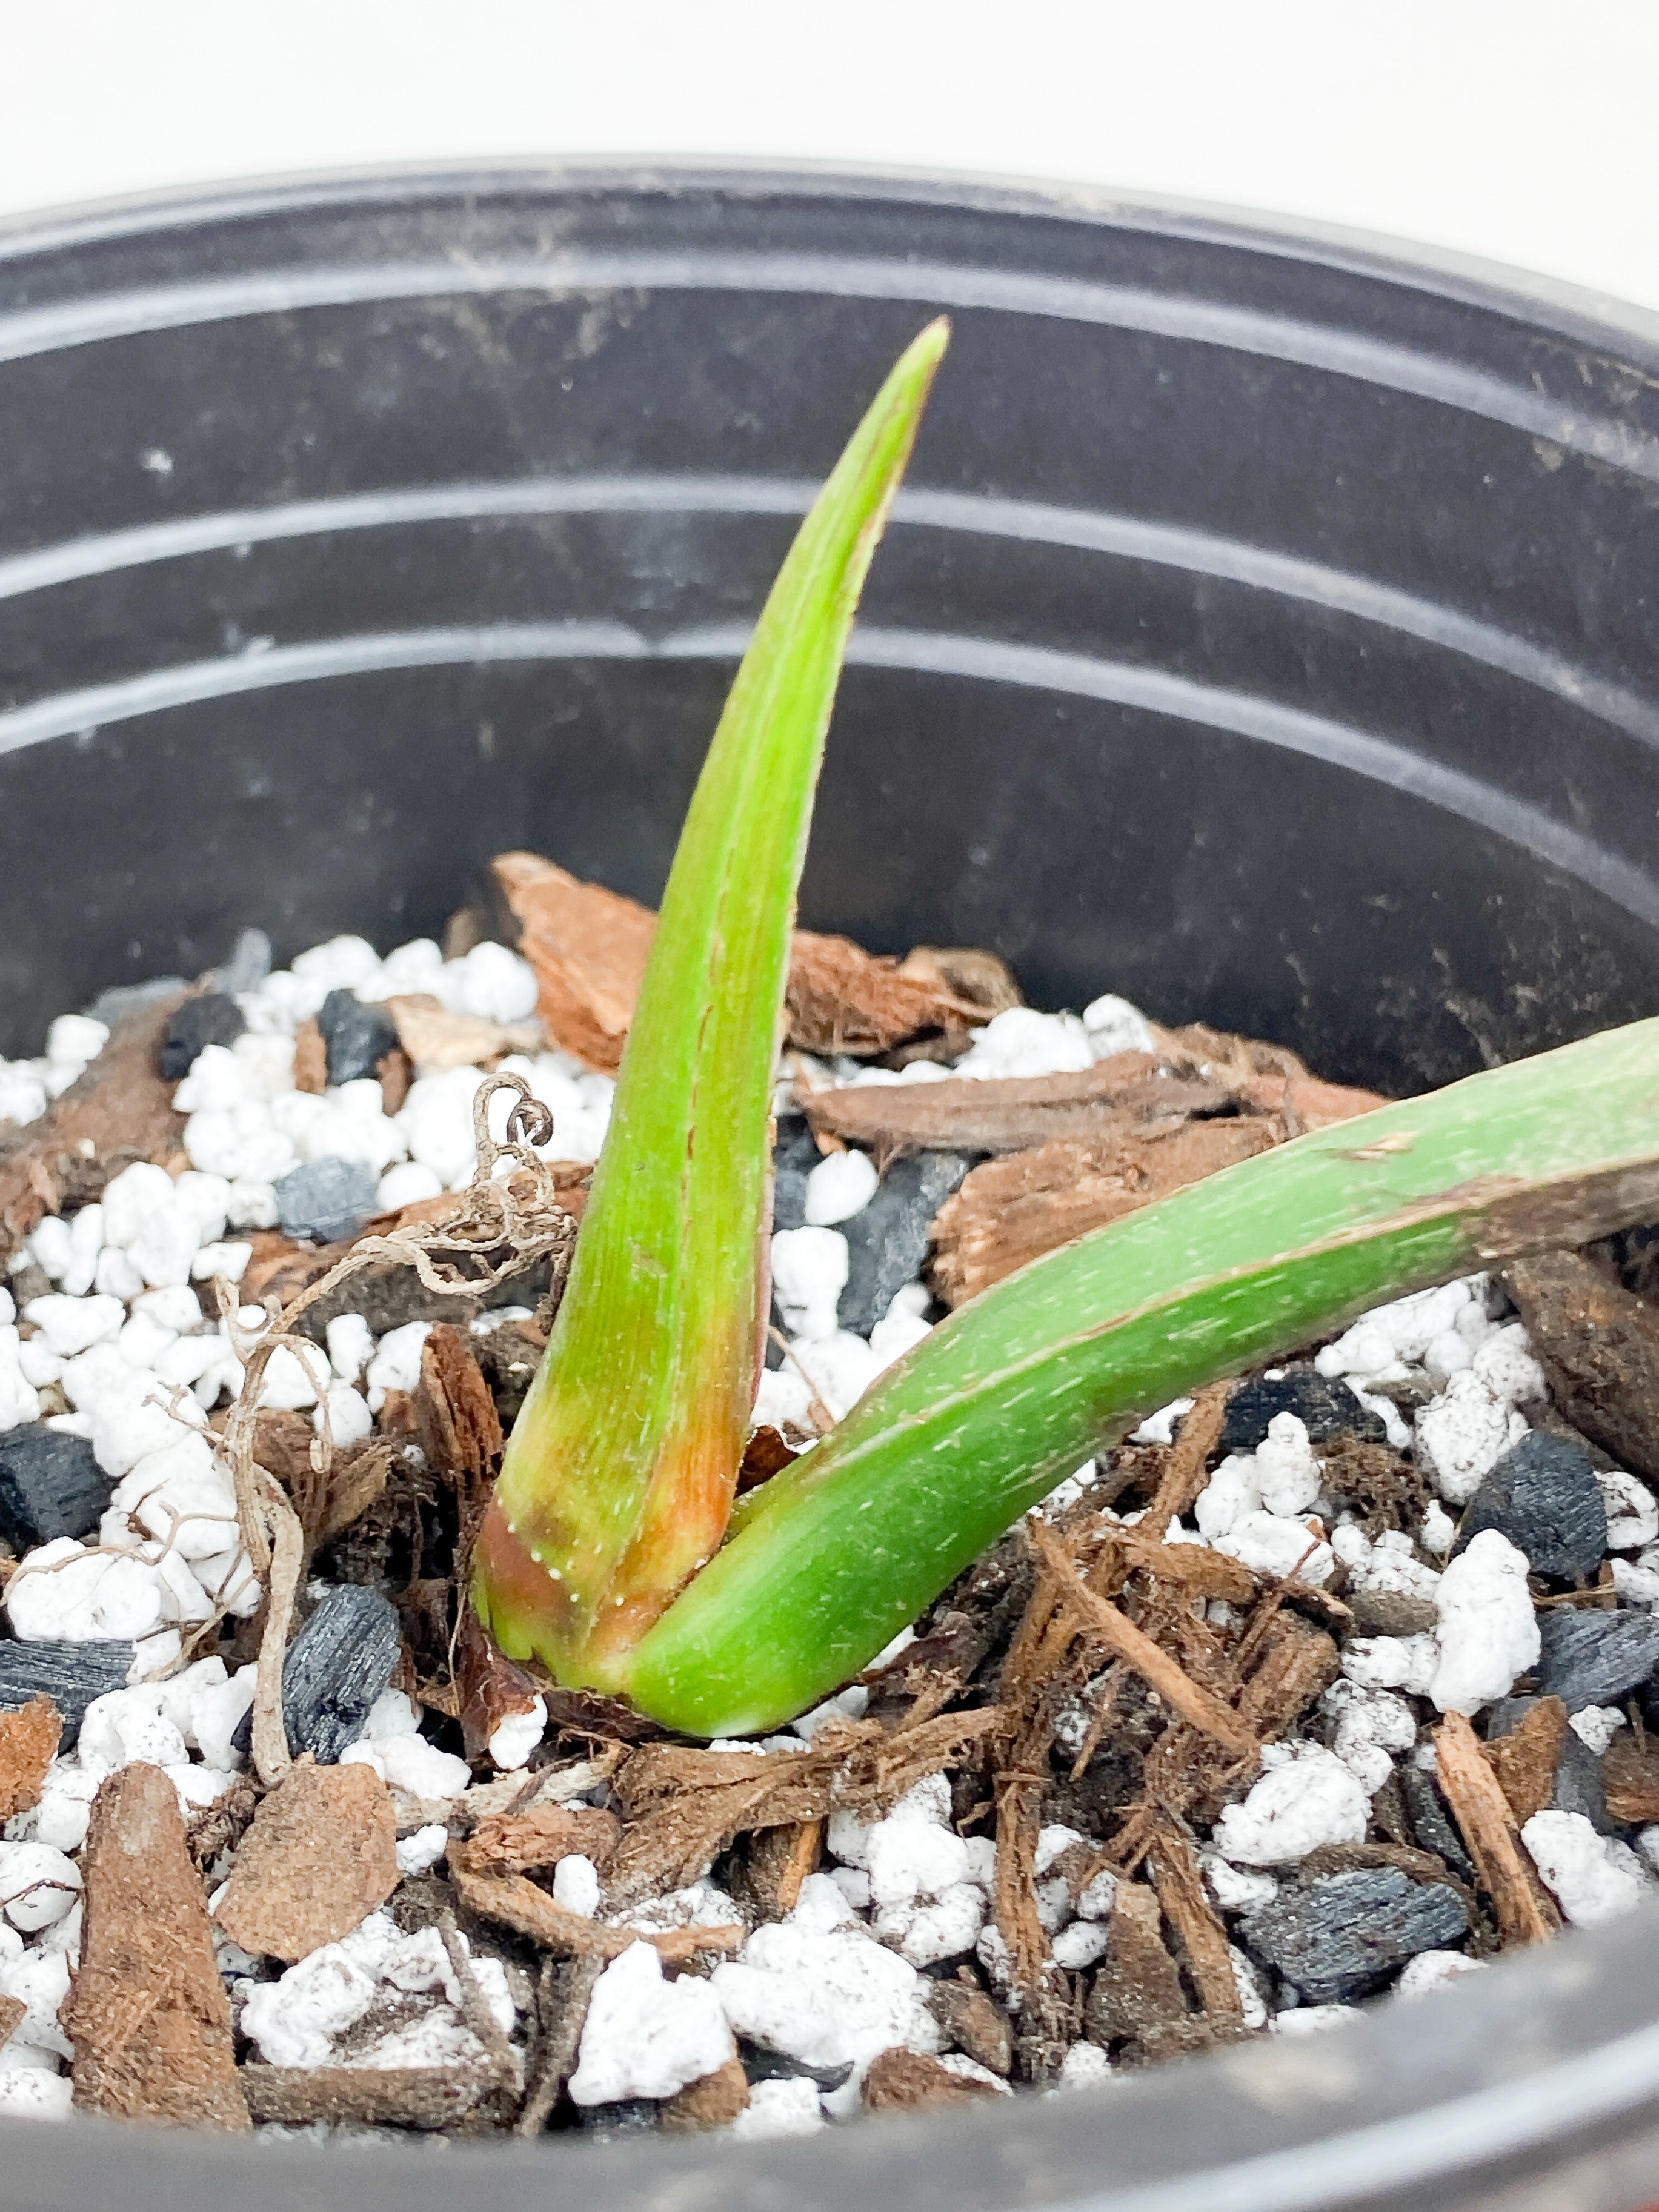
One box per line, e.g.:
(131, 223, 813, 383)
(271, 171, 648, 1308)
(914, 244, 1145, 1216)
(1, 160, 1658, 2209)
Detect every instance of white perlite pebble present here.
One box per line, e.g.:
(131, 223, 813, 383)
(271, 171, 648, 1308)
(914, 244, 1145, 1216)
(1415, 1372, 1528, 1504)
(395, 1827, 450, 1878)
(340, 1733, 471, 1801)
(1597, 1469, 1659, 1552)
(1253, 1413, 1322, 1516)
(1322, 1681, 1418, 1795)
(552, 1855, 602, 1918)
(1429, 1529, 1539, 1715)
(22, 1294, 125, 1359)
(567, 1941, 734, 2104)
(1202, 1854, 1278, 1911)
(1523, 1812, 1651, 1927)
(1341, 1634, 1438, 1697)
(0, 1844, 81, 1933)
(1213, 1511, 1335, 1586)
(1211, 1745, 1369, 1865)
(0, 2070, 73, 2120)
(1056, 2040, 1115, 2091)
(364, 1320, 431, 1412)
(487, 1698, 547, 1771)
(803, 1149, 879, 1226)
(712, 1923, 926, 2071)
(1396, 1950, 1487, 1999)
(1272, 2005, 1361, 2038)
(954, 1007, 1094, 1080)
(730, 2074, 826, 2138)
(325, 1312, 375, 1384)
(770, 1227, 849, 1342)
(1082, 993, 1155, 1060)
(1570, 1706, 1629, 1756)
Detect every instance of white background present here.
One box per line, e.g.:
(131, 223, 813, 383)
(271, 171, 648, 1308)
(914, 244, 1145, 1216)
(2, 0, 1657, 314)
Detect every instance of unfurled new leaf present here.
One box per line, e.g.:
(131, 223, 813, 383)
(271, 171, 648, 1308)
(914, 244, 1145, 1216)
(472, 321, 951, 1688)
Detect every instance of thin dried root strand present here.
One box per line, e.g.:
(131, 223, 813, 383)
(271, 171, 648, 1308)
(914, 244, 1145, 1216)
(251, 1486, 304, 1787)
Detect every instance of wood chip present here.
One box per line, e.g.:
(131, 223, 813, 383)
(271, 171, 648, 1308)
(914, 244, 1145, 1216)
(1029, 1522, 1255, 1755)
(212, 1760, 399, 1963)
(862, 2048, 1005, 2111)
(240, 2065, 492, 2129)
(660, 2054, 752, 2131)
(1145, 1821, 1244, 2021)
(383, 994, 542, 1074)
(0, 995, 188, 1263)
(0, 1696, 61, 1819)
(932, 1123, 1276, 1305)
(1603, 1733, 1659, 1824)
(68, 1764, 250, 2128)
(1483, 1696, 1570, 1827)
(448, 1848, 743, 1962)
(1506, 1252, 1659, 1484)
(1434, 1713, 1562, 1945)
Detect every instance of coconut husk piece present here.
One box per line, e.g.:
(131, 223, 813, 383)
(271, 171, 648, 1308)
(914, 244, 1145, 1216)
(1435, 1712, 1561, 1945)
(0, 992, 189, 1263)
(785, 930, 985, 1057)
(604, 1708, 1002, 1905)
(1505, 1251, 1659, 1486)
(1085, 1880, 1214, 2064)
(517, 1952, 605, 2139)
(1143, 1819, 1243, 2022)
(1142, 1381, 1233, 1538)
(465, 1802, 622, 1878)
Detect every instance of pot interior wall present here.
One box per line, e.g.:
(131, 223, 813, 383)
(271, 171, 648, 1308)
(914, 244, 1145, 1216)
(1, 164, 1659, 2211)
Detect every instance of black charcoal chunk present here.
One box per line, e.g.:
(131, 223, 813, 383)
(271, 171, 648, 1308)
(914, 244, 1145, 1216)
(838, 1152, 973, 1338)
(1399, 1767, 1475, 1882)
(575, 2098, 660, 2136)
(233, 1585, 401, 1764)
(274, 1157, 380, 1246)
(739, 2041, 853, 2092)
(770, 1118, 822, 1235)
(1240, 1868, 1468, 2005)
(1221, 1367, 1387, 1453)
(1486, 1697, 1609, 1832)
(1455, 1432, 1608, 1582)
(1535, 1607, 1659, 1711)
(158, 991, 246, 1078)
(0, 1426, 113, 1548)
(0, 1641, 134, 1748)
(318, 988, 400, 1086)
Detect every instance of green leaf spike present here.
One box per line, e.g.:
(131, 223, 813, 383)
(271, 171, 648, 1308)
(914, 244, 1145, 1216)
(623, 1018, 1659, 1736)
(472, 319, 951, 1689)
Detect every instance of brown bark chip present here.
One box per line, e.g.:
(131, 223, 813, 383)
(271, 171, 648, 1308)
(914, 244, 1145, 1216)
(1604, 1733, 1659, 1824)
(932, 1124, 1275, 1305)
(1145, 1822, 1244, 2022)
(1085, 1882, 1208, 2063)
(0, 1994, 26, 2053)
(660, 2055, 751, 2133)
(292, 1018, 327, 1094)
(1435, 1714, 1561, 1947)
(0, 1697, 60, 1819)
(785, 931, 982, 1058)
(1483, 1698, 1570, 1827)
(863, 2048, 1004, 2113)
(1507, 1252, 1659, 1484)
(928, 1981, 1013, 2076)
(68, 1764, 250, 2129)
(490, 852, 657, 1071)
(384, 995, 542, 1074)
(0, 995, 188, 1262)
(241, 2066, 492, 2130)
(213, 1761, 399, 1963)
